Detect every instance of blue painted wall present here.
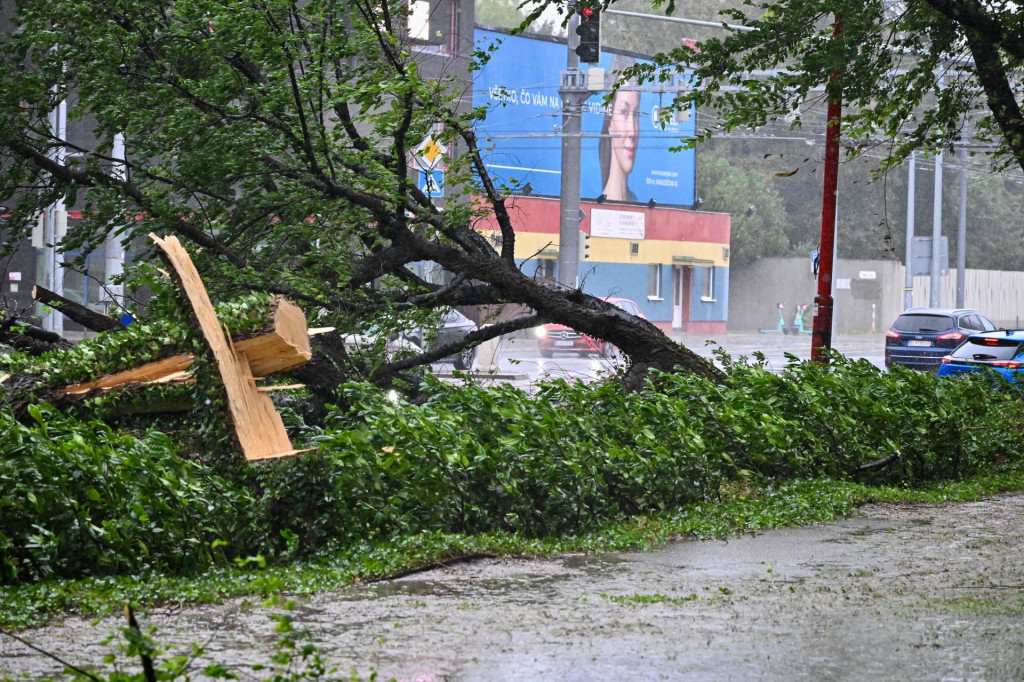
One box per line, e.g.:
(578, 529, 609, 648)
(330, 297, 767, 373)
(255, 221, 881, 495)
(689, 266, 729, 322)
(517, 259, 728, 324)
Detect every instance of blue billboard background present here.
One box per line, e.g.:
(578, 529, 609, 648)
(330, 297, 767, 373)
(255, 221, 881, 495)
(472, 29, 696, 207)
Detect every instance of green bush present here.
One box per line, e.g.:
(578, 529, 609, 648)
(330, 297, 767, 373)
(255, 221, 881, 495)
(4, 353, 1024, 586)
(293, 361, 1024, 544)
(0, 405, 256, 584)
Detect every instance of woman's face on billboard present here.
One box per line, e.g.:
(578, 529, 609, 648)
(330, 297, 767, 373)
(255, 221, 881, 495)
(609, 90, 640, 176)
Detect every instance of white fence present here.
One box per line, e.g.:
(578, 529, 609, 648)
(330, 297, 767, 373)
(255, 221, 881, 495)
(732, 258, 1024, 332)
(909, 268, 1024, 328)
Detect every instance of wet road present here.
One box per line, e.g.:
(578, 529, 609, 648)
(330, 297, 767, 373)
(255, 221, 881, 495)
(450, 331, 886, 384)
(4, 495, 1022, 681)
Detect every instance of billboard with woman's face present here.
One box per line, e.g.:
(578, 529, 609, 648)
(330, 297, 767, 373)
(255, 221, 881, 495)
(472, 28, 696, 207)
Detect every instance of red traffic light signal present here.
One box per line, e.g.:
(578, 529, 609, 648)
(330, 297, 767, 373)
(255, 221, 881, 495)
(574, 7, 601, 64)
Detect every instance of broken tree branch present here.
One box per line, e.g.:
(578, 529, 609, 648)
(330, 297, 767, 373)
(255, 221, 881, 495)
(32, 285, 126, 332)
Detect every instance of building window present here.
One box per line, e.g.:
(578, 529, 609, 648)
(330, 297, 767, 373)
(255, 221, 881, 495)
(407, 0, 457, 53)
(535, 258, 556, 283)
(700, 266, 715, 301)
(407, 0, 431, 40)
(648, 263, 662, 299)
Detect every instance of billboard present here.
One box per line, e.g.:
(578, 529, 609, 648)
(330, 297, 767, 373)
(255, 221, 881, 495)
(472, 29, 696, 207)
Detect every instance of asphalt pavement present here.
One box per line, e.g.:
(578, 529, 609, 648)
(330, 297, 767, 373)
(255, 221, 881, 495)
(438, 330, 887, 385)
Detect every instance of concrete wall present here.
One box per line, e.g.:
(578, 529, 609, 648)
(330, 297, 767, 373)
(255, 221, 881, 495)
(731, 257, 1024, 333)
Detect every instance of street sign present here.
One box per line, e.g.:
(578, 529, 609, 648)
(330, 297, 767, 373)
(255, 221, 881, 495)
(413, 136, 447, 171)
(911, 236, 949, 276)
(420, 169, 444, 197)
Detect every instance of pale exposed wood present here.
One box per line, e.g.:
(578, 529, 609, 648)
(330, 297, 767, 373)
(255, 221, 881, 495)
(234, 298, 312, 376)
(307, 326, 336, 336)
(61, 355, 196, 395)
(150, 371, 193, 385)
(151, 233, 300, 461)
(0, 373, 9, 385)
(58, 299, 311, 397)
(256, 384, 305, 392)
(255, 447, 317, 459)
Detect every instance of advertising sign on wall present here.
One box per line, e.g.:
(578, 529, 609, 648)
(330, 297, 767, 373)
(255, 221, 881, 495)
(590, 208, 645, 239)
(472, 29, 696, 207)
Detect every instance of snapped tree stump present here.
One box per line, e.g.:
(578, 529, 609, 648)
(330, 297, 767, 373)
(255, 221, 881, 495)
(2, 240, 321, 462)
(149, 233, 311, 461)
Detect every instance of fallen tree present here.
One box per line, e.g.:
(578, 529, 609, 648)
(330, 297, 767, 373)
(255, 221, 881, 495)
(2, 237, 319, 461)
(0, 0, 720, 403)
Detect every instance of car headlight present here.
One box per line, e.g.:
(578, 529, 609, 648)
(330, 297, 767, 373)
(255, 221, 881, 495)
(534, 326, 547, 339)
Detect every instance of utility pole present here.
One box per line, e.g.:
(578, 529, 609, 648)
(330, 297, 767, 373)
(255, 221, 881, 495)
(811, 14, 842, 363)
(956, 126, 968, 308)
(557, 11, 588, 288)
(929, 150, 943, 307)
(904, 151, 916, 310)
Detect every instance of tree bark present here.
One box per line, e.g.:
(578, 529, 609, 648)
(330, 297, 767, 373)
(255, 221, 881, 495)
(32, 285, 126, 332)
(0, 312, 75, 355)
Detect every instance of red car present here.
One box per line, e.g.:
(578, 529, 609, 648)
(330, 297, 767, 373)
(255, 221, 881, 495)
(535, 297, 645, 358)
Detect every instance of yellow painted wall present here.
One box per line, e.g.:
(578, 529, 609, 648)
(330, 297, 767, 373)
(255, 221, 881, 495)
(483, 230, 730, 267)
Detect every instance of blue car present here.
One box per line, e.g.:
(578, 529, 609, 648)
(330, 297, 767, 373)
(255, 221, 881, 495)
(884, 308, 996, 372)
(937, 330, 1024, 383)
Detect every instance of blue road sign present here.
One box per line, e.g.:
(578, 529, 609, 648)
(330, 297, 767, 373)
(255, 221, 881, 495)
(420, 169, 444, 197)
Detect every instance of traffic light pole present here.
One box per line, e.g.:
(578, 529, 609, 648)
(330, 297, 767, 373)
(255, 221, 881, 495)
(558, 12, 585, 289)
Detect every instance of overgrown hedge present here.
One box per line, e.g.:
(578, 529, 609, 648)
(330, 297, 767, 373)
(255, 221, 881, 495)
(3, 353, 1023, 585)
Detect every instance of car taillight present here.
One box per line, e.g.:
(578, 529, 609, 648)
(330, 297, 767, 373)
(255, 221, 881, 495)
(884, 330, 901, 339)
(991, 361, 1023, 369)
(936, 331, 964, 342)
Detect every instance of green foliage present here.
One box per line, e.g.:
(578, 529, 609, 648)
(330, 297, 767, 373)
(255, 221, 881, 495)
(696, 155, 791, 265)
(615, 0, 1024, 175)
(6, 472, 1024, 630)
(0, 405, 257, 585)
(3, 352, 1024, 603)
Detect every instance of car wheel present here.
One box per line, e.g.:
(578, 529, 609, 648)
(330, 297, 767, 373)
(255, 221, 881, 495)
(540, 349, 554, 358)
(454, 347, 476, 370)
(601, 342, 615, 358)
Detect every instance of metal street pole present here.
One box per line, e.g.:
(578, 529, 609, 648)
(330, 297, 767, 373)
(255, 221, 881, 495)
(904, 150, 916, 310)
(930, 151, 943, 307)
(42, 91, 67, 334)
(558, 13, 584, 289)
(811, 14, 842, 363)
(956, 129, 968, 308)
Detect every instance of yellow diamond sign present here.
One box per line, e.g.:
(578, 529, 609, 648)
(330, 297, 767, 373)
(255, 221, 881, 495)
(414, 136, 447, 171)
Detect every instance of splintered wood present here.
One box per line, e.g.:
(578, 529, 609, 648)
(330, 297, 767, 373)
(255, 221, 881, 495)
(61, 299, 313, 397)
(149, 233, 310, 461)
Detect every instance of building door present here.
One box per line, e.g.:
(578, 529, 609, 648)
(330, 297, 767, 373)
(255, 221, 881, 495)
(672, 266, 691, 330)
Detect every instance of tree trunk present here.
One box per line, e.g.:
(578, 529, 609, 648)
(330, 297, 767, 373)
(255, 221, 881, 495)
(407, 237, 724, 388)
(0, 312, 75, 355)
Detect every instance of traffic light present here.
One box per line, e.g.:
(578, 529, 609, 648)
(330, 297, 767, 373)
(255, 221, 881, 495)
(575, 6, 601, 65)
(579, 229, 591, 260)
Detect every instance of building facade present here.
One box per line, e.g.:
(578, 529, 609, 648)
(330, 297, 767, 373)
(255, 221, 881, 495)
(475, 196, 730, 334)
